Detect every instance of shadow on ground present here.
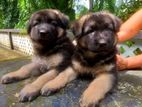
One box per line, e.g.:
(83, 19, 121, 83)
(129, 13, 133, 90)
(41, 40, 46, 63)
(0, 59, 142, 107)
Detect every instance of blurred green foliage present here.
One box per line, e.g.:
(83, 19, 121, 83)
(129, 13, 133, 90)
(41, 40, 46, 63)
(0, 0, 141, 29)
(119, 46, 125, 54)
(0, 0, 75, 29)
(124, 41, 135, 48)
(76, 0, 142, 20)
(133, 48, 142, 55)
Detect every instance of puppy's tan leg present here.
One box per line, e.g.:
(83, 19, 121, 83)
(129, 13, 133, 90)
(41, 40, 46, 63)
(1, 63, 40, 84)
(41, 67, 77, 96)
(80, 73, 115, 107)
(19, 69, 58, 102)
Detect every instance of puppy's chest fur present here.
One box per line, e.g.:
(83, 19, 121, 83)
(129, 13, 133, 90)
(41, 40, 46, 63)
(32, 53, 63, 71)
(31, 36, 74, 74)
(72, 52, 116, 76)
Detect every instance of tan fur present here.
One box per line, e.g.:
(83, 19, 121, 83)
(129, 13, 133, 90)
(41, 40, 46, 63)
(20, 69, 58, 94)
(79, 14, 92, 25)
(19, 69, 58, 101)
(75, 13, 92, 36)
(80, 73, 115, 107)
(113, 35, 118, 46)
(78, 38, 86, 48)
(1, 53, 63, 84)
(83, 50, 97, 58)
(32, 53, 63, 70)
(41, 67, 77, 93)
(72, 60, 114, 76)
(57, 27, 64, 37)
(1, 63, 40, 83)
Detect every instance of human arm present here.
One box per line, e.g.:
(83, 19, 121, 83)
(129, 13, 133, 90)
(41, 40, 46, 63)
(117, 54, 142, 70)
(117, 9, 142, 71)
(117, 9, 142, 43)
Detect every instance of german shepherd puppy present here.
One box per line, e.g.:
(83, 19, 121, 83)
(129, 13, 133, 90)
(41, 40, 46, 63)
(1, 9, 74, 102)
(71, 11, 121, 107)
(38, 11, 121, 107)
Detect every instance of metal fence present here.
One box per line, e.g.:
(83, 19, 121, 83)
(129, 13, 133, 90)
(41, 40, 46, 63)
(0, 29, 33, 55)
(0, 29, 142, 57)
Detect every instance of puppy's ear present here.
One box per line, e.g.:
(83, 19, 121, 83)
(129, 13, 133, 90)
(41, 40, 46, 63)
(111, 16, 122, 45)
(27, 19, 32, 34)
(59, 14, 69, 29)
(70, 21, 82, 37)
(71, 14, 92, 37)
(112, 16, 122, 32)
(103, 11, 122, 32)
(51, 9, 69, 29)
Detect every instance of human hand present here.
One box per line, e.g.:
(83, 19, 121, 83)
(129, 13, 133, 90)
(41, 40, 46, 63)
(116, 54, 128, 71)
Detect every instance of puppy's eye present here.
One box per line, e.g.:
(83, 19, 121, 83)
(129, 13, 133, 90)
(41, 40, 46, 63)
(105, 24, 113, 31)
(109, 25, 114, 31)
(107, 27, 113, 31)
(84, 26, 96, 35)
(51, 21, 58, 26)
(33, 21, 39, 26)
(87, 28, 94, 33)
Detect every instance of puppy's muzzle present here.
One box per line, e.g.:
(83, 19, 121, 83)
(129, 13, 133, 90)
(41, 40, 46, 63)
(98, 39, 107, 48)
(39, 28, 51, 37)
(38, 25, 52, 37)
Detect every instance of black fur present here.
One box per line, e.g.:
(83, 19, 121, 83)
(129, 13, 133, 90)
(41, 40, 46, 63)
(73, 47, 117, 67)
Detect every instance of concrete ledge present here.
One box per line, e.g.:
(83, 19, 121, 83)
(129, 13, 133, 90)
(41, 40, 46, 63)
(0, 59, 142, 107)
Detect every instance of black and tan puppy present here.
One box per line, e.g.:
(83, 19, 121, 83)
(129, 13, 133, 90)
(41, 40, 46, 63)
(71, 11, 121, 107)
(38, 11, 121, 107)
(1, 9, 74, 102)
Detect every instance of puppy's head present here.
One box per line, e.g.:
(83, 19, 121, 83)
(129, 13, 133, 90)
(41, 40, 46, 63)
(27, 9, 69, 44)
(71, 11, 121, 53)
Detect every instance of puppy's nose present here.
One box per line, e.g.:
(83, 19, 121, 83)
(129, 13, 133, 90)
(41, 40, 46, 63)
(98, 39, 107, 47)
(39, 29, 48, 35)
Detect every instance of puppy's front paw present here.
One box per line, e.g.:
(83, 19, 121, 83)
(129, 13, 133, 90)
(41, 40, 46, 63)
(41, 85, 58, 96)
(41, 83, 59, 96)
(19, 84, 40, 102)
(1, 73, 18, 84)
(79, 92, 99, 107)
